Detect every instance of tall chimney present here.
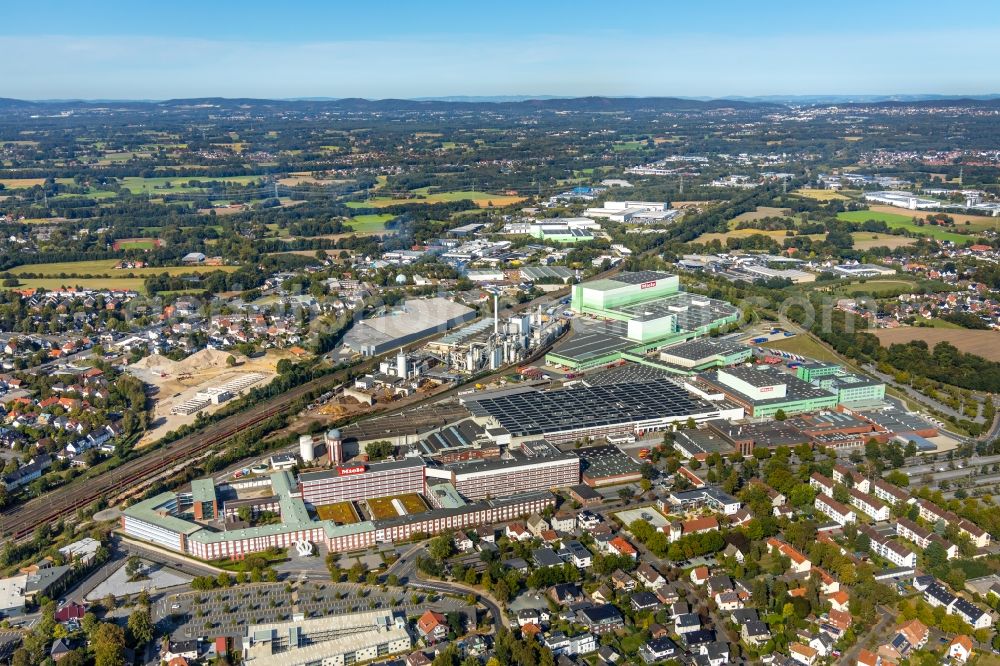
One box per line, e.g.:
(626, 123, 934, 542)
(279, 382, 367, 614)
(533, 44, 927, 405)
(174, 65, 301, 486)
(493, 293, 499, 336)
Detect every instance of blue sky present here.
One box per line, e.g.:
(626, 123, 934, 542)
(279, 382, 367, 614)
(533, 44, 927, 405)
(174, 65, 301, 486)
(3, 1, 1000, 99)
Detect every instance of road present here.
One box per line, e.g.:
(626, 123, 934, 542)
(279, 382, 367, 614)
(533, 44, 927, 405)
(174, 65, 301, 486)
(838, 605, 893, 666)
(389, 542, 507, 627)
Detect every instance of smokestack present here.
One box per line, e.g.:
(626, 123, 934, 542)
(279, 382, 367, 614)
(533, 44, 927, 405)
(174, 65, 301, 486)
(493, 293, 499, 336)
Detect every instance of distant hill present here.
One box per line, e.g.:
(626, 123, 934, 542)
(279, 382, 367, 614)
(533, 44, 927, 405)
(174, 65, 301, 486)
(1, 95, 999, 116)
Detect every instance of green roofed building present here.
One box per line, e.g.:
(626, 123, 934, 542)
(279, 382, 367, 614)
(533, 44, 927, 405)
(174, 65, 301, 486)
(548, 271, 740, 370)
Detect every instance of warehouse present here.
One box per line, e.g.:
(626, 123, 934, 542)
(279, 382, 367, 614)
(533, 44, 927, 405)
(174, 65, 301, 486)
(341, 297, 476, 356)
(466, 381, 740, 444)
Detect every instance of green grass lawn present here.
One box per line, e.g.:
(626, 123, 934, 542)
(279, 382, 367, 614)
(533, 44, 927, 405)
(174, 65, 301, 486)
(612, 141, 645, 152)
(763, 334, 845, 364)
(837, 210, 976, 243)
(912, 317, 963, 329)
(829, 278, 918, 297)
(345, 214, 396, 233)
(116, 239, 160, 250)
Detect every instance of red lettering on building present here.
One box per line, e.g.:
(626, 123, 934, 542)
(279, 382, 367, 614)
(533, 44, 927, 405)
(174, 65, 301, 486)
(759, 386, 774, 393)
(337, 465, 366, 476)
(640, 281, 657, 290)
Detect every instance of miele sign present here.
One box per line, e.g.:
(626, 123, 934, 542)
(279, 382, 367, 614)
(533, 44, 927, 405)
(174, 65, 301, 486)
(640, 281, 658, 290)
(337, 465, 367, 476)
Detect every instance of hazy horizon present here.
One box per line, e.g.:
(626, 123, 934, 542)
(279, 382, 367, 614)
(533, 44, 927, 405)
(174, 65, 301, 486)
(2, 0, 1000, 100)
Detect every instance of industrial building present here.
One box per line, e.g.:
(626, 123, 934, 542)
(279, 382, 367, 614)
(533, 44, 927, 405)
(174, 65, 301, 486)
(546, 271, 740, 370)
(429, 440, 580, 499)
(863, 191, 941, 210)
(696, 366, 839, 419)
(242, 611, 411, 666)
(341, 297, 476, 357)
(121, 471, 555, 560)
(465, 380, 742, 444)
(658, 339, 752, 372)
(298, 459, 426, 506)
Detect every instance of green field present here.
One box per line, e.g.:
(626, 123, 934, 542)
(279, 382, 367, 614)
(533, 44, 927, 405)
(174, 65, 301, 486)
(119, 175, 262, 194)
(346, 189, 524, 209)
(116, 239, 160, 250)
(10, 259, 239, 277)
(344, 214, 396, 233)
(763, 335, 844, 364)
(6, 277, 147, 292)
(829, 278, 917, 297)
(837, 210, 974, 243)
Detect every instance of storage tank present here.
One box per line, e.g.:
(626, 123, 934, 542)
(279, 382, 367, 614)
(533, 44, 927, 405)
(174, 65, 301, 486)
(396, 350, 407, 378)
(299, 434, 316, 463)
(326, 428, 344, 465)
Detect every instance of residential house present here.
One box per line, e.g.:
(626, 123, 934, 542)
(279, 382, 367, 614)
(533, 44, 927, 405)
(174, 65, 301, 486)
(416, 610, 448, 644)
(576, 605, 624, 634)
(948, 635, 973, 663)
(788, 642, 818, 666)
(635, 562, 665, 590)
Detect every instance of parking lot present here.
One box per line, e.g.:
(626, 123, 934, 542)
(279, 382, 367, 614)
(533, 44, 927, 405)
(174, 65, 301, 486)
(158, 581, 475, 639)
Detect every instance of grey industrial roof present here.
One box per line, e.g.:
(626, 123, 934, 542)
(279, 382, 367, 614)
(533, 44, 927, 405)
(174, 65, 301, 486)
(660, 338, 747, 361)
(577, 445, 643, 479)
(613, 271, 675, 286)
(418, 420, 486, 456)
(468, 381, 712, 437)
(710, 368, 837, 405)
(614, 293, 739, 331)
(548, 327, 635, 364)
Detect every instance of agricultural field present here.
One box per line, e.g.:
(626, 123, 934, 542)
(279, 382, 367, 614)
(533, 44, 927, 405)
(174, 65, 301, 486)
(10, 259, 239, 277)
(696, 228, 824, 244)
(114, 238, 164, 250)
(0, 177, 74, 189)
(850, 232, 915, 250)
(345, 189, 524, 209)
(824, 278, 917, 297)
(729, 206, 792, 224)
(837, 209, 976, 243)
(366, 493, 428, 520)
(865, 204, 1000, 232)
(794, 188, 849, 201)
(118, 175, 262, 194)
(314, 501, 360, 525)
(873, 328, 1000, 362)
(344, 214, 396, 233)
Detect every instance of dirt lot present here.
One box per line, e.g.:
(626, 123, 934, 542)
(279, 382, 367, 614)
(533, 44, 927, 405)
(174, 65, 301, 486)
(130, 349, 294, 446)
(873, 328, 1000, 362)
(851, 232, 915, 250)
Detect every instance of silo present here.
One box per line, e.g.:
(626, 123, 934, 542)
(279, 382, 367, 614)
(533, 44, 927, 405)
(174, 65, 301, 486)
(299, 434, 316, 463)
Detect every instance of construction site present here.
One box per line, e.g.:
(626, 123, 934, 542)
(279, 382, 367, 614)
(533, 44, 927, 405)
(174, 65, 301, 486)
(128, 348, 286, 446)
